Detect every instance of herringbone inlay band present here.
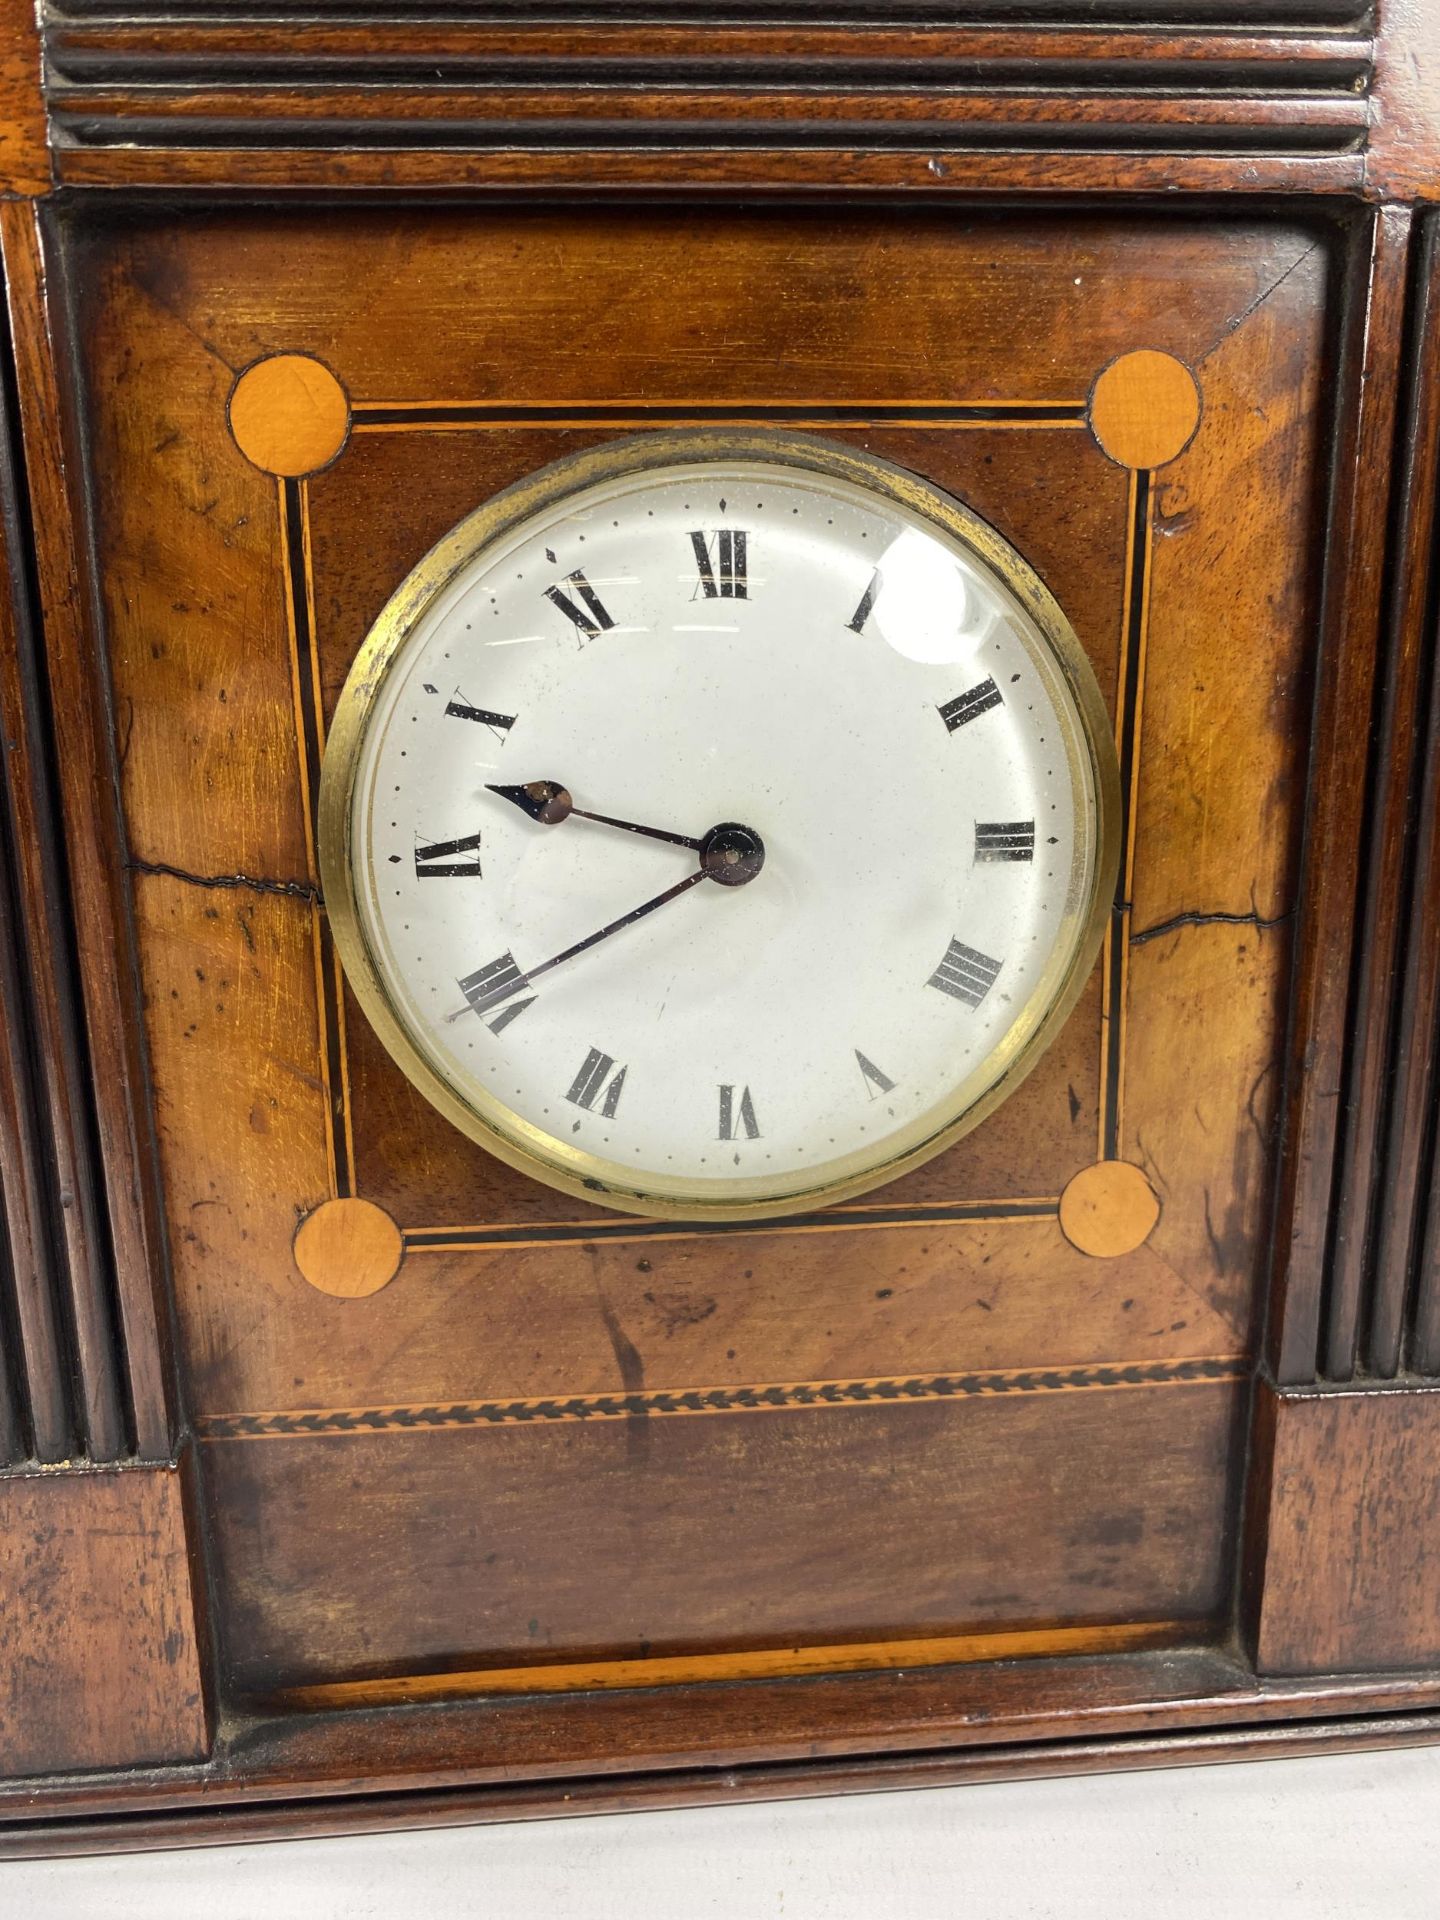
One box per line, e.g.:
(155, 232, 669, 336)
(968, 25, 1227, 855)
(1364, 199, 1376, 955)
(198, 1355, 1244, 1441)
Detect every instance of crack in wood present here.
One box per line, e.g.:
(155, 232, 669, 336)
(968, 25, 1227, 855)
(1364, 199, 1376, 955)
(1129, 905, 1296, 948)
(128, 856, 321, 906)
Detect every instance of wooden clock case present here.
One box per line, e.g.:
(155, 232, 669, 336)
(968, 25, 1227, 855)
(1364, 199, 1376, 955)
(2, 0, 1440, 1857)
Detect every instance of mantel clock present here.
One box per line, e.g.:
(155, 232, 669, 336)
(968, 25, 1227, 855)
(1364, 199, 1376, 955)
(2, 0, 1440, 1857)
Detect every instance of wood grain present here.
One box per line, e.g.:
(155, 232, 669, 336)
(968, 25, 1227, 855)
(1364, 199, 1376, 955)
(0, 1466, 209, 1776)
(44, 22, 1375, 89)
(0, 202, 174, 1461)
(1417, 1139, 1440, 1374)
(0, 498, 71, 1460)
(51, 144, 1373, 199)
(204, 1378, 1244, 1695)
(41, 10, 1374, 175)
(1339, 220, 1440, 1379)
(51, 84, 1370, 150)
(0, 207, 125, 1461)
(1321, 211, 1440, 1382)
(1368, 0, 1440, 200)
(0, 0, 49, 196)
(1247, 1381, 1440, 1675)
(1266, 208, 1414, 1387)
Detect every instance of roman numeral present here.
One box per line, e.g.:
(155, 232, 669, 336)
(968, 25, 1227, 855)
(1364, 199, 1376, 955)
(545, 570, 615, 640)
(928, 938, 1003, 1009)
(938, 678, 1003, 732)
(854, 1050, 896, 1099)
(414, 830, 483, 878)
(458, 952, 535, 1033)
(690, 529, 748, 600)
(974, 820, 1035, 863)
(445, 693, 515, 736)
(846, 569, 881, 634)
(565, 1047, 628, 1118)
(718, 1084, 760, 1141)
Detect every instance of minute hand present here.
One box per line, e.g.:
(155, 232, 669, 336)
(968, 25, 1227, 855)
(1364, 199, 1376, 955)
(447, 867, 708, 1024)
(525, 868, 708, 983)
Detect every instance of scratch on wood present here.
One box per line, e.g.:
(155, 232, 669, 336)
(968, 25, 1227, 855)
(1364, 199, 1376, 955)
(1196, 239, 1324, 365)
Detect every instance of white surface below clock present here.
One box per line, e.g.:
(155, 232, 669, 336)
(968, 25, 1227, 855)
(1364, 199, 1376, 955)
(319, 433, 1119, 1219)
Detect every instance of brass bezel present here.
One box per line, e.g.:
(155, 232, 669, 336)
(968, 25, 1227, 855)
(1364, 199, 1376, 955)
(319, 431, 1122, 1223)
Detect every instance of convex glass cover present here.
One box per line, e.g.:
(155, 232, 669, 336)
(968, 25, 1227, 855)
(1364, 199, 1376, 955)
(320, 434, 1120, 1219)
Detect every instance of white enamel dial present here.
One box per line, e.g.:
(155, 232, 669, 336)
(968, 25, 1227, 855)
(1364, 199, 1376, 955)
(323, 437, 1117, 1219)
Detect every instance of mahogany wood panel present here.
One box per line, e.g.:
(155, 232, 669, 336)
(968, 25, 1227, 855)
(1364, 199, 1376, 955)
(1266, 206, 1413, 1388)
(1322, 206, 1430, 1382)
(0, 0, 47, 195)
(0, 486, 70, 1460)
(1247, 1382, 1440, 1676)
(0, 1465, 209, 1776)
(1270, 201, 1440, 1388)
(1369, 0, 1440, 199)
(58, 204, 1325, 1700)
(1343, 214, 1440, 1379)
(204, 1378, 1244, 1695)
(1, 202, 175, 1461)
(0, 212, 135, 1463)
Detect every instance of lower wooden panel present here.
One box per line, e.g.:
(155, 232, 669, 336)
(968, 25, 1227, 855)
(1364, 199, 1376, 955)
(201, 1376, 1244, 1696)
(1247, 1381, 1440, 1675)
(0, 1465, 210, 1775)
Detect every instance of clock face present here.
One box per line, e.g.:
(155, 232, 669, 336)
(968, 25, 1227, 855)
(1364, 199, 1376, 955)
(321, 435, 1119, 1219)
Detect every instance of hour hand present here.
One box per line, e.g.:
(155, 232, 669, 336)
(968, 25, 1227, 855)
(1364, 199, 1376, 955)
(487, 779, 573, 825)
(487, 781, 702, 852)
